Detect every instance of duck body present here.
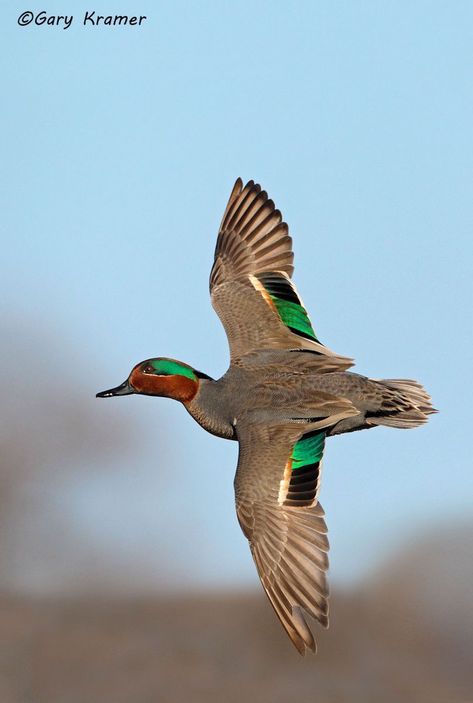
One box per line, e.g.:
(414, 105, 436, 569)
(97, 178, 435, 654)
(186, 360, 430, 439)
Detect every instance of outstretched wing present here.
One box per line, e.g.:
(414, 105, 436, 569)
(210, 178, 352, 371)
(234, 421, 333, 654)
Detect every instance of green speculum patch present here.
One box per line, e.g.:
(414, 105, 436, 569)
(291, 430, 325, 470)
(150, 359, 197, 380)
(256, 272, 320, 342)
(284, 429, 325, 506)
(269, 295, 319, 342)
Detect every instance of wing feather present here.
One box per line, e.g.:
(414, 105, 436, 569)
(234, 422, 336, 654)
(210, 178, 353, 370)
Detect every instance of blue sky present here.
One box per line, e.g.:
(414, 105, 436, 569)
(2, 1, 472, 592)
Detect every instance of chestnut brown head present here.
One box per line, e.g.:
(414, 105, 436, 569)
(96, 358, 208, 404)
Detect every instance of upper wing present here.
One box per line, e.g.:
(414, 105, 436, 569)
(234, 421, 333, 655)
(210, 179, 353, 371)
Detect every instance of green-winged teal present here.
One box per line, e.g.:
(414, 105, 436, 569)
(97, 178, 436, 654)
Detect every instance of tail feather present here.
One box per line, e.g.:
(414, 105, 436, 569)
(367, 379, 437, 429)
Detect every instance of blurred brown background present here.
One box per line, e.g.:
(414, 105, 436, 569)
(1, 532, 472, 703)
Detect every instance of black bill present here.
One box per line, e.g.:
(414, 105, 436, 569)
(96, 380, 134, 398)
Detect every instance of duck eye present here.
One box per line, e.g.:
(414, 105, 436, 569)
(143, 364, 155, 374)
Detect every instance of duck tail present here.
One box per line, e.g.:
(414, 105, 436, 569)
(367, 378, 437, 429)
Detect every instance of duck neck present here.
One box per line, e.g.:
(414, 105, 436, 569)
(184, 377, 235, 440)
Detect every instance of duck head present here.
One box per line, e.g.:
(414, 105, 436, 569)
(96, 358, 207, 403)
